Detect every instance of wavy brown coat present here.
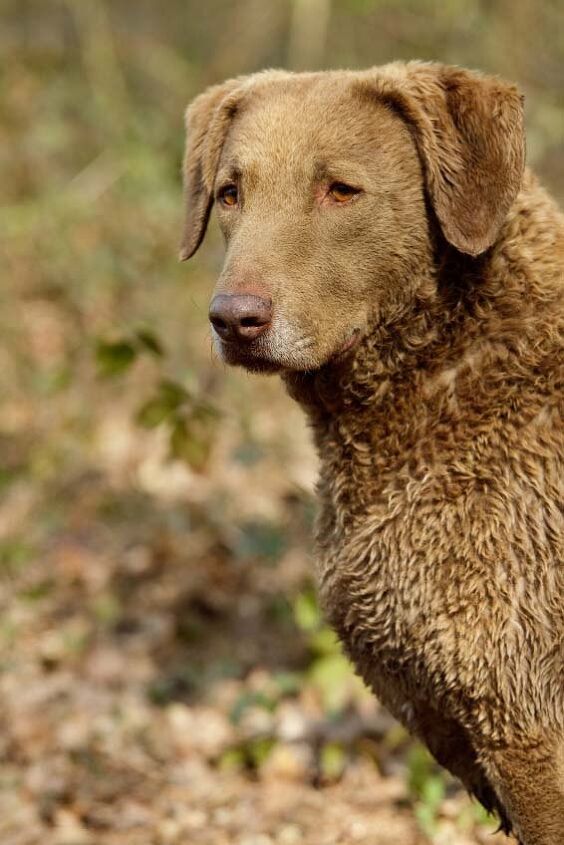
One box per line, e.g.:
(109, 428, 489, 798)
(181, 62, 564, 844)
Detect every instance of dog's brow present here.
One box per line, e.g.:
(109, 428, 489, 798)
(215, 161, 242, 185)
(313, 159, 368, 185)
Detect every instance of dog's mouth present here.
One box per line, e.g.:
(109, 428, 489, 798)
(216, 327, 362, 373)
(219, 339, 285, 373)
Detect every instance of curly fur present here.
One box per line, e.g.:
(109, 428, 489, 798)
(181, 62, 564, 844)
(286, 173, 563, 842)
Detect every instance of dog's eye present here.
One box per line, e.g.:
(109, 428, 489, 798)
(328, 182, 360, 203)
(218, 184, 238, 206)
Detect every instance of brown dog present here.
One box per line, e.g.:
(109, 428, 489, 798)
(180, 63, 564, 844)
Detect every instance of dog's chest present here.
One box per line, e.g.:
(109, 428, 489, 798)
(313, 463, 498, 722)
(308, 360, 563, 732)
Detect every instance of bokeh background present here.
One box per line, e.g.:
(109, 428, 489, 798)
(1, 3, 563, 844)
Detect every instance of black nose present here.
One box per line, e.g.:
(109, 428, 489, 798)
(209, 293, 272, 342)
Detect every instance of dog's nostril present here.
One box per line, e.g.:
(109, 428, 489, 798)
(210, 316, 227, 330)
(240, 316, 266, 328)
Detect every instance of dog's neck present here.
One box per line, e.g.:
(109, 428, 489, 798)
(282, 246, 482, 419)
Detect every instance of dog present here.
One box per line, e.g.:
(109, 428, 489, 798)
(180, 62, 564, 844)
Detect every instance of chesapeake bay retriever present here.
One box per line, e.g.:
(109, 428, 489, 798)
(180, 62, 564, 844)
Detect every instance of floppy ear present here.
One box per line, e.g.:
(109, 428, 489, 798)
(180, 77, 248, 261)
(365, 63, 526, 256)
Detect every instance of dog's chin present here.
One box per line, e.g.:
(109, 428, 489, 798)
(230, 354, 285, 374)
(218, 329, 362, 375)
(219, 342, 286, 374)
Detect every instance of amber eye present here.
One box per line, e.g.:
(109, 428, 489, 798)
(218, 184, 238, 206)
(328, 182, 360, 203)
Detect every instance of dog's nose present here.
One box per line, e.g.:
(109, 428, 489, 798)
(209, 293, 272, 342)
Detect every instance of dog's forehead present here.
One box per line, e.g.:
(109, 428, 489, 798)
(221, 76, 391, 174)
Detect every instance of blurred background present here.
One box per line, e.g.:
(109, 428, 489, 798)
(0, 2, 563, 844)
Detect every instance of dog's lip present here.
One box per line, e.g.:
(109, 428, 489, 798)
(332, 328, 362, 360)
(216, 336, 284, 372)
(215, 328, 362, 371)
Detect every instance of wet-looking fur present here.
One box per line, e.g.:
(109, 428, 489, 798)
(181, 62, 564, 844)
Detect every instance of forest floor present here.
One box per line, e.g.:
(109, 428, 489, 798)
(0, 335, 507, 845)
(0, 409, 509, 845)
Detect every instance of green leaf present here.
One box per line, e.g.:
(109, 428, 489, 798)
(95, 339, 137, 377)
(472, 801, 494, 826)
(309, 626, 340, 656)
(407, 744, 449, 838)
(294, 589, 321, 632)
(421, 774, 446, 810)
(157, 379, 188, 408)
(415, 802, 439, 838)
(19, 579, 54, 601)
(135, 326, 165, 356)
(136, 396, 173, 428)
(407, 743, 436, 798)
(246, 737, 275, 769)
(192, 400, 220, 421)
(218, 748, 245, 771)
(169, 418, 208, 468)
(320, 742, 346, 781)
(135, 380, 188, 428)
(309, 652, 353, 713)
(0, 540, 34, 576)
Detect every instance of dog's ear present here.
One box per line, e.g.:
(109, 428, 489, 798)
(180, 77, 248, 261)
(363, 63, 525, 256)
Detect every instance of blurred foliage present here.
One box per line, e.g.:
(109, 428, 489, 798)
(0, 2, 562, 843)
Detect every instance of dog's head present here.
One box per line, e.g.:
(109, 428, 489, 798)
(181, 63, 524, 373)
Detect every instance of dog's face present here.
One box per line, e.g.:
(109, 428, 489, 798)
(210, 81, 428, 372)
(181, 64, 525, 374)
